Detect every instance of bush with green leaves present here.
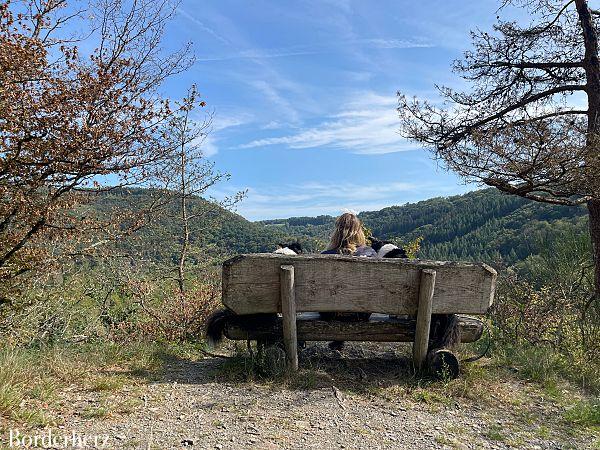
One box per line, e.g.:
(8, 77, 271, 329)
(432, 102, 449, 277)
(491, 228, 600, 392)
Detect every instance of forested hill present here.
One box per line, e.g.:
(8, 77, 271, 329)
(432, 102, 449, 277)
(90, 187, 588, 267)
(89, 188, 292, 262)
(260, 188, 589, 266)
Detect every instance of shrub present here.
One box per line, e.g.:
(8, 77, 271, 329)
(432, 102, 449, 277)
(490, 229, 600, 392)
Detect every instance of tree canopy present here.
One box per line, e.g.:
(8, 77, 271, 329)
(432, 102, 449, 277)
(398, 0, 600, 293)
(0, 0, 196, 287)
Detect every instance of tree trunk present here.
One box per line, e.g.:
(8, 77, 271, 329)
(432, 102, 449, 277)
(177, 123, 189, 301)
(177, 149, 190, 300)
(177, 192, 189, 298)
(577, 1, 600, 296)
(588, 199, 600, 296)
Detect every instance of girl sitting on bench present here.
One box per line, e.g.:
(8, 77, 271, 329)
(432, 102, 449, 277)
(321, 212, 375, 256)
(321, 212, 374, 350)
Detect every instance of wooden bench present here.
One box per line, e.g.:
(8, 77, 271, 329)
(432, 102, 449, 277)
(220, 253, 496, 375)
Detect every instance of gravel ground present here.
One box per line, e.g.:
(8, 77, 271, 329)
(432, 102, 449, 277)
(50, 343, 598, 449)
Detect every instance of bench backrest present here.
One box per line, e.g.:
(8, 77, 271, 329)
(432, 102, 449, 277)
(222, 254, 496, 315)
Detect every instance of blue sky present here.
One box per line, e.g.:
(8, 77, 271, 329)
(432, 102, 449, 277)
(160, 0, 506, 220)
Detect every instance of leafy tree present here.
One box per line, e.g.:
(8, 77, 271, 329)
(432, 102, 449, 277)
(0, 0, 194, 290)
(398, 0, 600, 294)
(154, 86, 244, 298)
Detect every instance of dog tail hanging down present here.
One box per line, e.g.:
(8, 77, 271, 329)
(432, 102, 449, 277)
(205, 308, 236, 348)
(369, 237, 462, 352)
(429, 314, 461, 350)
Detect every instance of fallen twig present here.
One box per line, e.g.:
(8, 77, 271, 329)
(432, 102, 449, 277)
(332, 385, 346, 410)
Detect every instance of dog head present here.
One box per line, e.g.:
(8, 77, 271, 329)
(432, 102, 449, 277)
(369, 238, 387, 253)
(370, 238, 407, 259)
(287, 242, 303, 254)
(275, 242, 303, 255)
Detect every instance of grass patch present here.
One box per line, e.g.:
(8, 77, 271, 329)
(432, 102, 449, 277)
(536, 425, 551, 439)
(503, 345, 564, 384)
(89, 376, 126, 392)
(216, 343, 288, 382)
(81, 406, 109, 420)
(217, 353, 261, 382)
(114, 397, 144, 414)
(485, 424, 507, 442)
(288, 370, 329, 390)
(411, 388, 450, 405)
(0, 348, 58, 427)
(0, 340, 198, 428)
(564, 399, 600, 428)
(494, 342, 600, 395)
(434, 435, 459, 447)
(11, 408, 54, 428)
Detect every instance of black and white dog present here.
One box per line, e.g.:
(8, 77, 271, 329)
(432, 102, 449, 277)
(370, 238, 408, 259)
(370, 237, 460, 350)
(274, 242, 303, 255)
(205, 243, 302, 347)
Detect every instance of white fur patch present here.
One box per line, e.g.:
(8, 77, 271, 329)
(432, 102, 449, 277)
(274, 247, 297, 255)
(377, 243, 398, 258)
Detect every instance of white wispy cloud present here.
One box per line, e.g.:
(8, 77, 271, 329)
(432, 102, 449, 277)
(360, 38, 432, 49)
(286, 181, 418, 201)
(196, 48, 320, 62)
(211, 114, 251, 131)
(262, 120, 285, 130)
(200, 135, 219, 158)
(195, 39, 433, 62)
(239, 92, 414, 154)
(190, 112, 250, 158)
(248, 79, 302, 124)
(242, 182, 417, 204)
(176, 8, 232, 46)
(343, 71, 374, 82)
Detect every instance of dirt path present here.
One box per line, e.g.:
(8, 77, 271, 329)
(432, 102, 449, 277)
(56, 343, 597, 449)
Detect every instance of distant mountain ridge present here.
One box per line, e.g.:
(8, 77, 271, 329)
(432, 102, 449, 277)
(260, 188, 588, 265)
(90, 187, 588, 267)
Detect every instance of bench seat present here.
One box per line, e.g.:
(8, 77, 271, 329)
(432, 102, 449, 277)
(224, 312, 484, 343)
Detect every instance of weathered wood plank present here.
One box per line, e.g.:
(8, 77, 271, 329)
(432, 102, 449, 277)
(280, 265, 298, 371)
(222, 254, 496, 315)
(413, 269, 436, 370)
(223, 314, 484, 343)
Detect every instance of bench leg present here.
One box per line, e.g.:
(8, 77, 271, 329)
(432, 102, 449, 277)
(280, 265, 298, 371)
(413, 269, 436, 371)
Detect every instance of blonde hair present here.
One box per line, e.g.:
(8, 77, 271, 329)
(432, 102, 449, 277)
(327, 212, 366, 255)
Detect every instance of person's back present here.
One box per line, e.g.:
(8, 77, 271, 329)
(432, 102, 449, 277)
(320, 212, 373, 349)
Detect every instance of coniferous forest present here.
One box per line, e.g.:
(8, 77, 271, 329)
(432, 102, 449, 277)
(259, 188, 588, 266)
